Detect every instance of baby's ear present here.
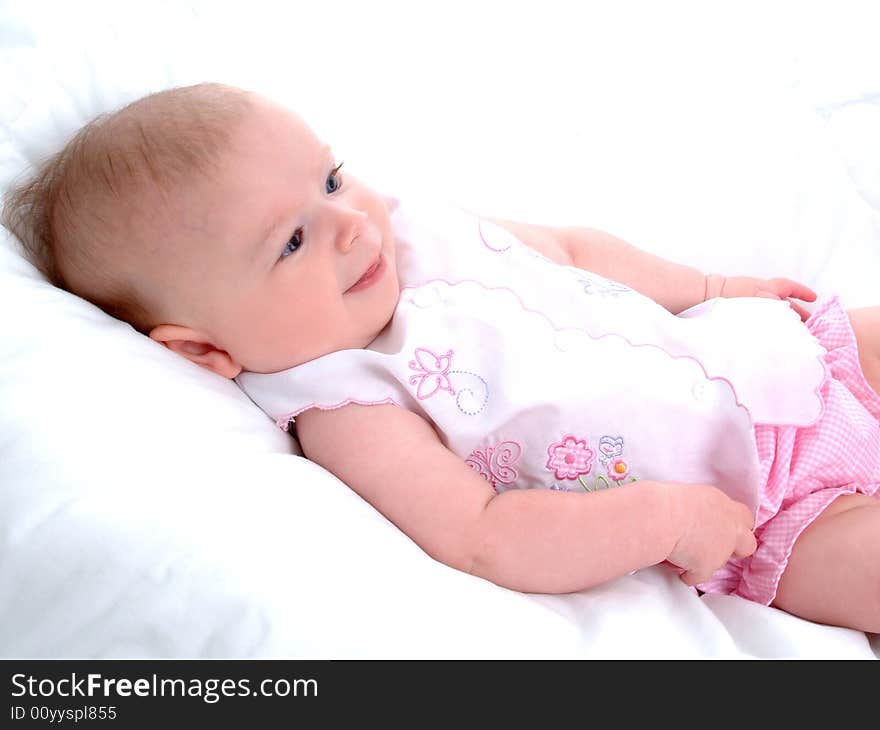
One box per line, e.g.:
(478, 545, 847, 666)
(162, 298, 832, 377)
(149, 324, 243, 379)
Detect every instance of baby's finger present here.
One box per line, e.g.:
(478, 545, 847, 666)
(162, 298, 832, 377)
(733, 529, 758, 559)
(758, 291, 812, 321)
(679, 568, 713, 587)
(770, 278, 818, 302)
(786, 299, 812, 322)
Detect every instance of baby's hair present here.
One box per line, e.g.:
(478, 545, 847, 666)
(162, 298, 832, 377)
(1, 82, 253, 332)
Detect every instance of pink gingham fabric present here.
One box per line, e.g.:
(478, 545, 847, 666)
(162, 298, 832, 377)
(699, 296, 880, 605)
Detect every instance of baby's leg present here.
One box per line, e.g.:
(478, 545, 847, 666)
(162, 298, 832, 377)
(773, 493, 880, 631)
(847, 307, 880, 397)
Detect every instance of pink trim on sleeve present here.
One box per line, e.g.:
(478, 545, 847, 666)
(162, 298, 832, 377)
(274, 397, 404, 430)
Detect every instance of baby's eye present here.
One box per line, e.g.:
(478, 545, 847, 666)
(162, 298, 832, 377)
(325, 162, 344, 194)
(280, 227, 303, 259)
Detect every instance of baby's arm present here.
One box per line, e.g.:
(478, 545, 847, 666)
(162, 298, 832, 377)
(488, 218, 705, 313)
(296, 403, 756, 593)
(562, 226, 708, 313)
(490, 218, 816, 317)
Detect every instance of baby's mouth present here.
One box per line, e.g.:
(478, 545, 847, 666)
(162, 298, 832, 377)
(345, 253, 386, 293)
(359, 257, 381, 282)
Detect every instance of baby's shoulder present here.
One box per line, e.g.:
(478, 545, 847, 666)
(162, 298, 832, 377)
(295, 402, 440, 462)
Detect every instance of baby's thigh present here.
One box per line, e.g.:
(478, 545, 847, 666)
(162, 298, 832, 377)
(774, 493, 880, 632)
(848, 307, 880, 398)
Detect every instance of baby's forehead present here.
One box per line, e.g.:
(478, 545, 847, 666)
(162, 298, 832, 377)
(118, 95, 323, 242)
(240, 103, 319, 150)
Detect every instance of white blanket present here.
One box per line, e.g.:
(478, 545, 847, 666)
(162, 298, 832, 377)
(2, 0, 879, 658)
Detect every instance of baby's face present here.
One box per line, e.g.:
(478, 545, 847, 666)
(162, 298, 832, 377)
(146, 96, 399, 375)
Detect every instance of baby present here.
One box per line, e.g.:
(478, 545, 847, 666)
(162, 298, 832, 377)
(6, 83, 880, 633)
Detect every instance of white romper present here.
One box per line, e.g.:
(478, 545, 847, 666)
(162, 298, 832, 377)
(237, 196, 827, 517)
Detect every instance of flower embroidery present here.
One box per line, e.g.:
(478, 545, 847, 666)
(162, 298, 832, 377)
(607, 459, 630, 482)
(466, 441, 523, 491)
(575, 435, 639, 491)
(545, 434, 595, 480)
(408, 347, 455, 400)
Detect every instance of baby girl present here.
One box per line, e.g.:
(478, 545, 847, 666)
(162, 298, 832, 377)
(5, 83, 880, 633)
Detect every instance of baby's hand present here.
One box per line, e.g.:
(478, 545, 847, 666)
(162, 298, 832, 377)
(664, 481, 757, 587)
(705, 275, 818, 321)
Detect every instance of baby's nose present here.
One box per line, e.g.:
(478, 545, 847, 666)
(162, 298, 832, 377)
(334, 207, 369, 253)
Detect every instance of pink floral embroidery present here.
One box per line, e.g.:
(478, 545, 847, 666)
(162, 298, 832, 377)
(466, 441, 522, 491)
(546, 435, 595, 480)
(408, 347, 455, 400)
(607, 459, 630, 482)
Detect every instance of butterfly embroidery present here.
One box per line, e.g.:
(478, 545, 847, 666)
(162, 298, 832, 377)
(598, 435, 624, 462)
(408, 347, 455, 400)
(466, 441, 523, 490)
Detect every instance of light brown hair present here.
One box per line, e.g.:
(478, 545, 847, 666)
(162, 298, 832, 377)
(1, 82, 253, 332)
